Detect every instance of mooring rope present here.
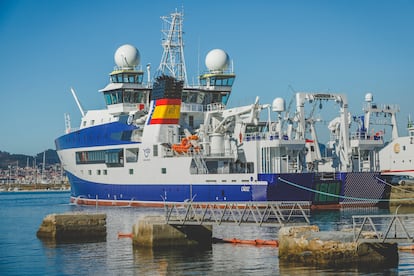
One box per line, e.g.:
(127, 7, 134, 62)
(278, 177, 414, 202)
(375, 176, 414, 195)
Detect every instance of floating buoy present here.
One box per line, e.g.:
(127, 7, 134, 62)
(117, 232, 133, 239)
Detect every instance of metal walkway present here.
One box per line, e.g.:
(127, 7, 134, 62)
(164, 201, 310, 227)
(352, 213, 414, 243)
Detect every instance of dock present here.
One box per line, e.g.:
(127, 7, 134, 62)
(132, 201, 310, 248)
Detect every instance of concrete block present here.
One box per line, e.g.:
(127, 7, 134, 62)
(37, 213, 106, 242)
(132, 216, 212, 248)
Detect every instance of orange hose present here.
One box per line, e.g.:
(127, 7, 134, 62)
(399, 245, 414, 251)
(117, 232, 133, 239)
(221, 238, 278, 247)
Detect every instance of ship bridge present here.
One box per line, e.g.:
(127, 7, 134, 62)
(99, 44, 151, 116)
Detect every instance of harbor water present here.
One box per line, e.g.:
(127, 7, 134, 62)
(1, 191, 414, 275)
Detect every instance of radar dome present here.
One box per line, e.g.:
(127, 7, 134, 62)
(205, 49, 229, 72)
(365, 92, 373, 103)
(114, 44, 140, 68)
(272, 98, 285, 112)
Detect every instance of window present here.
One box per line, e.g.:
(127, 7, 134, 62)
(126, 148, 139, 162)
(105, 149, 124, 167)
(129, 169, 134, 175)
(161, 168, 166, 174)
(97, 170, 101, 175)
(88, 170, 92, 175)
(103, 170, 107, 175)
(189, 116, 194, 128)
(153, 145, 158, 157)
(76, 150, 106, 164)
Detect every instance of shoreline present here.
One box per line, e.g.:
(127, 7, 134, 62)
(0, 183, 70, 193)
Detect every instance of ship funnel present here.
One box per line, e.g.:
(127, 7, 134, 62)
(146, 75, 183, 125)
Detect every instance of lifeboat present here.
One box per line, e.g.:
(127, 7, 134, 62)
(172, 135, 200, 154)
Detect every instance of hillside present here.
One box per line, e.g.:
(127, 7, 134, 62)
(0, 149, 59, 169)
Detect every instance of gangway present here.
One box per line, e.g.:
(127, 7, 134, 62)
(164, 201, 310, 227)
(352, 213, 414, 243)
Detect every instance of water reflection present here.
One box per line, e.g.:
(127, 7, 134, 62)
(133, 246, 213, 275)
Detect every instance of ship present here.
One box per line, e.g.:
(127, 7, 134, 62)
(55, 10, 396, 209)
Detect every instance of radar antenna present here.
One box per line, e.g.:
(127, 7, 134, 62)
(156, 10, 188, 85)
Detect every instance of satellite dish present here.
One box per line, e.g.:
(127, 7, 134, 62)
(114, 44, 140, 69)
(205, 49, 229, 72)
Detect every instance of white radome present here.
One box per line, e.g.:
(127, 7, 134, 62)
(205, 49, 229, 71)
(272, 97, 285, 112)
(365, 92, 373, 103)
(114, 44, 140, 68)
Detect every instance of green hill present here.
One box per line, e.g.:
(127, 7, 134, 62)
(0, 149, 59, 169)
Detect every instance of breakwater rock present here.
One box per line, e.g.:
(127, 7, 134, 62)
(278, 225, 398, 268)
(390, 185, 414, 206)
(37, 213, 106, 242)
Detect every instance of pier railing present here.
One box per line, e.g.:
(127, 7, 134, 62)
(164, 201, 310, 227)
(352, 213, 414, 243)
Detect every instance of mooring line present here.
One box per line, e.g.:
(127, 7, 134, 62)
(375, 176, 414, 195)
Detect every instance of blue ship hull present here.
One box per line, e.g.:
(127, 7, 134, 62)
(67, 171, 389, 208)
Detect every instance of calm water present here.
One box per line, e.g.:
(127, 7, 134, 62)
(0, 191, 413, 275)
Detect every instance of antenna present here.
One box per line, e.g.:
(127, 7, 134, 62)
(146, 63, 151, 86)
(156, 10, 188, 85)
(64, 113, 72, 134)
(70, 87, 85, 117)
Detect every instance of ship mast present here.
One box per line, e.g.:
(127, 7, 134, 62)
(156, 10, 188, 85)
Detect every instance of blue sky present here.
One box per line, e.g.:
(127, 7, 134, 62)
(1, 0, 413, 155)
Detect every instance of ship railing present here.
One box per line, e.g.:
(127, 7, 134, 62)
(180, 102, 226, 113)
(206, 103, 225, 112)
(180, 103, 204, 112)
(164, 201, 310, 227)
(350, 131, 383, 141)
(244, 132, 289, 142)
(363, 103, 400, 113)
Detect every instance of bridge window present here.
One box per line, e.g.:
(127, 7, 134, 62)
(209, 76, 235, 87)
(111, 73, 143, 84)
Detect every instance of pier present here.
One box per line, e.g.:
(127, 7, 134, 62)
(352, 213, 414, 243)
(132, 201, 310, 248)
(164, 201, 310, 227)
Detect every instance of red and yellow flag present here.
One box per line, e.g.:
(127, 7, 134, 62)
(148, 98, 181, 124)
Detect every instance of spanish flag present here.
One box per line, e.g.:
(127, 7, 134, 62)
(148, 98, 181, 124)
